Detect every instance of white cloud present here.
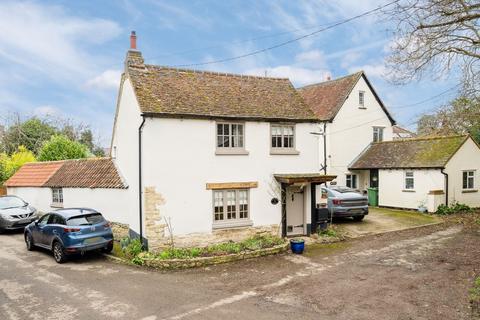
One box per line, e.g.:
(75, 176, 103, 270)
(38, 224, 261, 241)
(0, 1, 121, 80)
(295, 50, 327, 69)
(33, 105, 61, 117)
(245, 66, 331, 87)
(348, 64, 386, 79)
(85, 69, 122, 90)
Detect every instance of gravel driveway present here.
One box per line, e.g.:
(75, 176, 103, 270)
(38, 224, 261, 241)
(1, 222, 478, 320)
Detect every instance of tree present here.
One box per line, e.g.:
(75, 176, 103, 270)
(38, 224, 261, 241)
(37, 135, 88, 162)
(384, 0, 480, 95)
(417, 96, 480, 142)
(0, 146, 36, 184)
(79, 129, 94, 151)
(2, 117, 58, 155)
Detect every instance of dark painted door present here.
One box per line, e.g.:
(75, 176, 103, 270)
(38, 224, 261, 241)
(370, 169, 379, 188)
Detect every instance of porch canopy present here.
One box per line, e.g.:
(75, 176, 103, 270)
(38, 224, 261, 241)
(274, 173, 336, 185)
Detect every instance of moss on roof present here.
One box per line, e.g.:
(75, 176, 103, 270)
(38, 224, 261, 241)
(349, 135, 468, 169)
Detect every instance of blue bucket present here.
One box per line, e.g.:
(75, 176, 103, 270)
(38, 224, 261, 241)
(290, 239, 305, 254)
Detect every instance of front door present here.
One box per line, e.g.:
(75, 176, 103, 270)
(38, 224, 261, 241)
(286, 187, 304, 236)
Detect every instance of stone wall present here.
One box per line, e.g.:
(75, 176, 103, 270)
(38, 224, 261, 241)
(144, 186, 167, 251)
(111, 222, 130, 240)
(149, 224, 281, 251)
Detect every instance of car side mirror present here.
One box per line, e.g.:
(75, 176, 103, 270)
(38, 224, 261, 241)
(34, 221, 39, 226)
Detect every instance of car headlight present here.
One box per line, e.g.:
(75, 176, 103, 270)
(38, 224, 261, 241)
(1, 214, 14, 221)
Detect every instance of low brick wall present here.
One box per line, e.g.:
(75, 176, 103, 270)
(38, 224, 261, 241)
(141, 242, 289, 270)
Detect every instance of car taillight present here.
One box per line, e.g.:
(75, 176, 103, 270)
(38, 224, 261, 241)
(63, 227, 80, 233)
(332, 199, 342, 205)
(104, 221, 111, 228)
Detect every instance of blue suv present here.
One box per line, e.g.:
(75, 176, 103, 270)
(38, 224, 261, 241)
(24, 208, 114, 263)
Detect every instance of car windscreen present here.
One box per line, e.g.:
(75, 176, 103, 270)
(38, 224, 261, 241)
(66, 213, 105, 226)
(0, 196, 26, 209)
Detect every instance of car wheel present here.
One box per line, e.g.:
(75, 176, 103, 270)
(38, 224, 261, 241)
(25, 233, 35, 251)
(353, 215, 365, 222)
(53, 241, 67, 264)
(102, 242, 113, 254)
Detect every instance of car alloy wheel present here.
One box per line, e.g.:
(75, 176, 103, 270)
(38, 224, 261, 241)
(25, 233, 34, 251)
(53, 242, 66, 264)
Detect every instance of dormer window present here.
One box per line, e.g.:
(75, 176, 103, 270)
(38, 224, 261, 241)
(359, 91, 365, 108)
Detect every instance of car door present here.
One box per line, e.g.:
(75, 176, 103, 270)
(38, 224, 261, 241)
(32, 214, 49, 245)
(42, 214, 63, 247)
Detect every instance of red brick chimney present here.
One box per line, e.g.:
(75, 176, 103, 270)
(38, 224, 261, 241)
(130, 31, 137, 50)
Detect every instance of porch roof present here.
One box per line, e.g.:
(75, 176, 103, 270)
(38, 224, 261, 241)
(274, 173, 336, 184)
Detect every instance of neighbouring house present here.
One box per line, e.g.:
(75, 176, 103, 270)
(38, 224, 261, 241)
(298, 71, 396, 190)
(4, 158, 130, 223)
(392, 125, 416, 140)
(349, 135, 480, 212)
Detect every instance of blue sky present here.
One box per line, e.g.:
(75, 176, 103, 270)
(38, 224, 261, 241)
(0, 0, 461, 146)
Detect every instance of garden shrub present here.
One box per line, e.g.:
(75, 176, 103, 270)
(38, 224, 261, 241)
(435, 202, 473, 215)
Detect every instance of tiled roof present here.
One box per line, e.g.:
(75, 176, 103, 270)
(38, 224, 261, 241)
(127, 65, 318, 121)
(5, 158, 126, 189)
(349, 135, 468, 169)
(298, 71, 395, 123)
(5, 162, 63, 187)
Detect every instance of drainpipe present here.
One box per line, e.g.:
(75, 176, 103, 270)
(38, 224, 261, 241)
(138, 115, 146, 245)
(323, 122, 327, 175)
(441, 168, 448, 206)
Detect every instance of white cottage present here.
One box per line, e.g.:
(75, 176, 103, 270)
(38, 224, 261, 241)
(349, 135, 480, 211)
(105, 33, 337, 249)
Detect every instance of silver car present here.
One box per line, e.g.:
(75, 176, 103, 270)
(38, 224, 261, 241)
(0, 196, 38, 232)
(322, 186, 368, 221)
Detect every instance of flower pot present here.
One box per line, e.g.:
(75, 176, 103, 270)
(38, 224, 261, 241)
(290, 239, 305, 254)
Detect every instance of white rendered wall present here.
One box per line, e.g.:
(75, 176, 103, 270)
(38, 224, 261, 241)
(378, 169, 444, 209)
(445, 138, 480, 207)
(7, 187, 130, 224)
(141, 118, 320, 236)
(7, 187, 52, 214)
(326, 76, 393, 188)
(110, 77, 142, 231)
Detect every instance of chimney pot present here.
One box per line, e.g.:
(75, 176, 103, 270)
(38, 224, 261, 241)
(130, 31, 137, 50)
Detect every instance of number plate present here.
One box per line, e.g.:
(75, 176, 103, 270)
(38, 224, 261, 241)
(84, 237, 102, 245)
(349, 209, 363, 214)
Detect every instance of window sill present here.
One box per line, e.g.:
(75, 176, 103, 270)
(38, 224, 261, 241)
(358, 106, 367, 109)
(212, 220, 253, 230)
(215, 149, 249, 156)
(50, 203, 64, 208)
(270, 149, 300, 155)
(402, 189, 415, 193)
(462, 189, 478, 193)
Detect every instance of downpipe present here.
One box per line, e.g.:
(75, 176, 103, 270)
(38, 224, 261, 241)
(441, 168, 448, 206)
(138, 115, 146, 246)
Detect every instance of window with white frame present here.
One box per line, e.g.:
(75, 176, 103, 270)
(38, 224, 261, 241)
(463, 170, 475, 190)
(346, 174, 357, 189)
(373, 127, 384, 142)
(213, 189, 249, 226)
(404, 171, 414, 190)
(271, 124, 295, 149)
(216, 123, 244, 149)
(51, 188, 63, 206)
(359, 91, 365, 107)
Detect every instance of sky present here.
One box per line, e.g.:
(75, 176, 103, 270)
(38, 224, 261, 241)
(0, 0, 462, 146)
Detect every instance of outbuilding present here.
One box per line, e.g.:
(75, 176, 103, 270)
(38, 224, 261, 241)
(349, 135, 480, 212)
(4, 158, 131, 225)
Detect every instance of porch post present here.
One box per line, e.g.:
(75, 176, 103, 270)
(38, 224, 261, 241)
(310, 183, 318, 234)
